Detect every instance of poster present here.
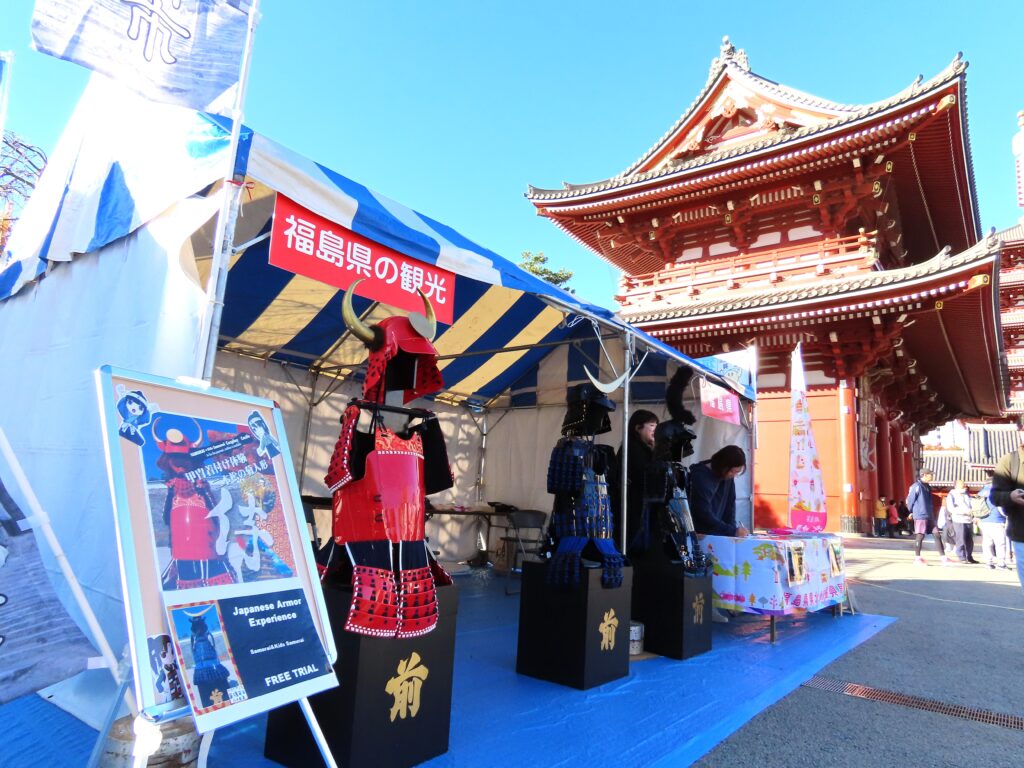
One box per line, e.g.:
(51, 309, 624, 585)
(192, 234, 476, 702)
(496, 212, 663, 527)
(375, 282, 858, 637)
(97, 367, 336, 731)
(787, 345, 827, 531)
(269, 193, 456, 324)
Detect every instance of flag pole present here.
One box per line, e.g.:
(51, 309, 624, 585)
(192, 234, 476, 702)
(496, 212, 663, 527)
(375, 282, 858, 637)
(0, 51, 12, 139)
(195, 0, 260, 380)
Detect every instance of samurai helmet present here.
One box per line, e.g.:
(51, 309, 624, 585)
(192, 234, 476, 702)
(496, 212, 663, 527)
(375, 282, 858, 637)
(342, 279, 444, 403)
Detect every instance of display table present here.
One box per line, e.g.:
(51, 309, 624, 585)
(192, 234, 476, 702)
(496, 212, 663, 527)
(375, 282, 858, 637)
(430, 504, 506, 567)
(702, 533, 847, 642)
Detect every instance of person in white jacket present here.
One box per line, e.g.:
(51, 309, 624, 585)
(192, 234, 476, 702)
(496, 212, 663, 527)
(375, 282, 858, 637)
(945, 480, 977, 564)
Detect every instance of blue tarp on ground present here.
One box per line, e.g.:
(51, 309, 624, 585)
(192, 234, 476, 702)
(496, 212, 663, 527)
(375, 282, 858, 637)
(3, 573, 893, 768)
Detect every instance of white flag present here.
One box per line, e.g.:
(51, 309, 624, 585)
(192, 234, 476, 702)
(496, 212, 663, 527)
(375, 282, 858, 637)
(31, 0, 252, 113)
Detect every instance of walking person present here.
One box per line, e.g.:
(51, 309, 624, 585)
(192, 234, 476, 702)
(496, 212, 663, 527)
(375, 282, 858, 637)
(976, 479, 1009, 570)
(989, 429, 1024, 593)
(907, 470, 943, 566)
(946, 479, 977, 563)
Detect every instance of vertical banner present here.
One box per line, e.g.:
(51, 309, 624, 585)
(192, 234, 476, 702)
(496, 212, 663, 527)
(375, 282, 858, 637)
(96, 367, 336, 731)
(788, 345, 827, 531)
(0, 432, 96, 704)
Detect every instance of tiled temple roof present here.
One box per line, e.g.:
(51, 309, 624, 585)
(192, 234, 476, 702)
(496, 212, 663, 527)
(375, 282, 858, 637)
(922, 450, 989, 489)
(621, 234, 999, 325)
(966, 423, 1019, 467)
(526, 43, 967, 203)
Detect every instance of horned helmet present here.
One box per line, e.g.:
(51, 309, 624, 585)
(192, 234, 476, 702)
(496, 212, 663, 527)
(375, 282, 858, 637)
(342, 278, 444, 403)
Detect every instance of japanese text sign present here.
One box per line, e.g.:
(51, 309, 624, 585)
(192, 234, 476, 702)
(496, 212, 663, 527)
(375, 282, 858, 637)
(269, 194, 455, 324)
(700, 379, 741, 425)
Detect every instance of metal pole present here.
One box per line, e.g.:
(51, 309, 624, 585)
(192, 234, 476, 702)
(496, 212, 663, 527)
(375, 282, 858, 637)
(620, 333, 633, 554)
(195, 0, 261, 380)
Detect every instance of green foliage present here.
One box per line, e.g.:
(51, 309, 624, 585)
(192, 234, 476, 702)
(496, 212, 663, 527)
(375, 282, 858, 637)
(518, 251, 573, 292)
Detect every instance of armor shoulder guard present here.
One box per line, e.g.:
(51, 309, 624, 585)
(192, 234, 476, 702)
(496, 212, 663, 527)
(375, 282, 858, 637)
(325, 405, 364, 493)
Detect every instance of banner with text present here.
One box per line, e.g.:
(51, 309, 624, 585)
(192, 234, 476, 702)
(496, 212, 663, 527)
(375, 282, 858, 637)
(787, 345, 827, 532)
(269, 194, 456, 324)
(97, 366, 336, 730)
(699, 378, 742, 425)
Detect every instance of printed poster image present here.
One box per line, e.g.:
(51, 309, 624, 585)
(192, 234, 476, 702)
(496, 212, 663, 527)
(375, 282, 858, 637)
(97, 367, 337, 728)
(138, 410, 296, 592)
(168, 602, 247, 714)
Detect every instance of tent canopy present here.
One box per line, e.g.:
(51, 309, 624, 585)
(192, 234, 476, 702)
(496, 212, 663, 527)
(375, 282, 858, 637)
(1, 79, 748, 406)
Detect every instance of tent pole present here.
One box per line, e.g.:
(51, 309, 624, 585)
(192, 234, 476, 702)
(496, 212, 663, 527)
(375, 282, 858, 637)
(195, 0, 260, 381)
(620, 332, 633, 554)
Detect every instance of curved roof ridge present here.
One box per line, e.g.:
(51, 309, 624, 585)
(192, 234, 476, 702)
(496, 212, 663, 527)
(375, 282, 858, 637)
(530, 46, 969, 202)
(526, 54, 968, 204)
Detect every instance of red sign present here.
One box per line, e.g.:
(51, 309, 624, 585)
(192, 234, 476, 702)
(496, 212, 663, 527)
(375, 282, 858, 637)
(700, 379, 741, 425)
(269, 194, 456, 324)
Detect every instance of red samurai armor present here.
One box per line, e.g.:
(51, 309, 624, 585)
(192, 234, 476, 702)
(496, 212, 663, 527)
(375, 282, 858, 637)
(323, 280, 453, 638)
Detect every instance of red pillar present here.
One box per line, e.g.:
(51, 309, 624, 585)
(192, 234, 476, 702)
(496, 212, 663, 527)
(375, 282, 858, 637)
(875, 414, 892, 501)
(838, 380, 860, 530)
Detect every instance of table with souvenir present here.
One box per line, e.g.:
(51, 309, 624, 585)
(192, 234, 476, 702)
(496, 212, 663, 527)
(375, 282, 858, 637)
(701, 531, 848, 642)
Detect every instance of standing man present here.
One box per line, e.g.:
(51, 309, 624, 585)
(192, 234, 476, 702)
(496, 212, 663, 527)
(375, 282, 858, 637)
(946, 480, 977, 564)
(907, 469, 944, 566)
(976, 478, 1009, 570)
(873, 495, 889, 538)
(989, 430, 1024, 593)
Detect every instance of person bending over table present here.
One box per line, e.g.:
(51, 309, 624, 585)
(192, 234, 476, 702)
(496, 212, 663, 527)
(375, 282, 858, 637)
(689, 445, 749, 538)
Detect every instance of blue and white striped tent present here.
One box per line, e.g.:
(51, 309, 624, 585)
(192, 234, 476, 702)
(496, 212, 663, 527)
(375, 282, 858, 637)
(0, 79, 752, 661)
(0, 79, 740, 410)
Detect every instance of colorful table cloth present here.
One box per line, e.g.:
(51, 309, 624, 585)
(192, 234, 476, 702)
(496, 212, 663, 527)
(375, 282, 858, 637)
(702, 533, 846, 616)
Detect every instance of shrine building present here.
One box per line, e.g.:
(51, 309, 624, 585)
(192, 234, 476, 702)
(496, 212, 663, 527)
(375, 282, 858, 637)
(528, 38, 1005, 532)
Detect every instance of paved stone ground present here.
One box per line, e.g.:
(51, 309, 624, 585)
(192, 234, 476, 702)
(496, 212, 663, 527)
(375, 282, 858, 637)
(694, 535, 1024, 767)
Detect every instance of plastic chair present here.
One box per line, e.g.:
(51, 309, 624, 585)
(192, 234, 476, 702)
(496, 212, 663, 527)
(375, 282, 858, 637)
(503, 508, 548, 595)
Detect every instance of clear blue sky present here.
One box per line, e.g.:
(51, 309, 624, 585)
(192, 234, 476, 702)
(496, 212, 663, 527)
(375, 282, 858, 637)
(2, 1, 1023, 306)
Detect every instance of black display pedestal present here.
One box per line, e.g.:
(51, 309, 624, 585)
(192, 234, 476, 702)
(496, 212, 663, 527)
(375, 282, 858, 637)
(264, 581, 458, 768)
(516, 561, 631, 690)
(631, 550, 712, 660)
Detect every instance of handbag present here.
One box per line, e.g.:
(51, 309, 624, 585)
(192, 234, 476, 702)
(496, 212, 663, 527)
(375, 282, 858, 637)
(970, 495, 990, 520)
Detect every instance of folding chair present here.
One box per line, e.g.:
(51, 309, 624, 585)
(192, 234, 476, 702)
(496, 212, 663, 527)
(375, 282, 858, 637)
(502, 508, 548, 595)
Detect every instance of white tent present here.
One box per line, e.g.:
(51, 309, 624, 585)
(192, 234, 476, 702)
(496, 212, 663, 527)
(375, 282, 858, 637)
(0, 79, 753, 656)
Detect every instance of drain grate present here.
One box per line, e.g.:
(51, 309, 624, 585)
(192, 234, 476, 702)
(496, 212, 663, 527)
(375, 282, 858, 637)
(802, 675, 1024, 731)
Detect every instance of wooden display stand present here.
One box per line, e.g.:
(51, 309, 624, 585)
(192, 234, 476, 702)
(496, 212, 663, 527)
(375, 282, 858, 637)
(265, 581, 459, 768)
(630, 550, 712, 660)
(516, 561, 632, 690)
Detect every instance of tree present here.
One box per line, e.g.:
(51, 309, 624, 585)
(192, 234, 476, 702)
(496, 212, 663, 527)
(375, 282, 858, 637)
(518, 251, 573, 292)
(0, 131, 47, 252)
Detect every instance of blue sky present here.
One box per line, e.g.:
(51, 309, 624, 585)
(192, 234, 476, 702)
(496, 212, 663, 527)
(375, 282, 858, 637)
(2, 1, 1023, 306)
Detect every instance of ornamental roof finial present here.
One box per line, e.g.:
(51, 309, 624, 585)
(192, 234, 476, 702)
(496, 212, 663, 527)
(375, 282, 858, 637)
(716, 35, 750, 72)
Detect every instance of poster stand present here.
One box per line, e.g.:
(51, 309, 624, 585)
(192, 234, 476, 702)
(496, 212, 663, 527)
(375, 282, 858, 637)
(93, 368, 342, 765)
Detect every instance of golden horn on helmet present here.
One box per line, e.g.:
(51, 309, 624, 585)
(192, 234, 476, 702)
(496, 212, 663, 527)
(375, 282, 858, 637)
(341, 279, 377, 346)
(411, 288, 437, 342)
